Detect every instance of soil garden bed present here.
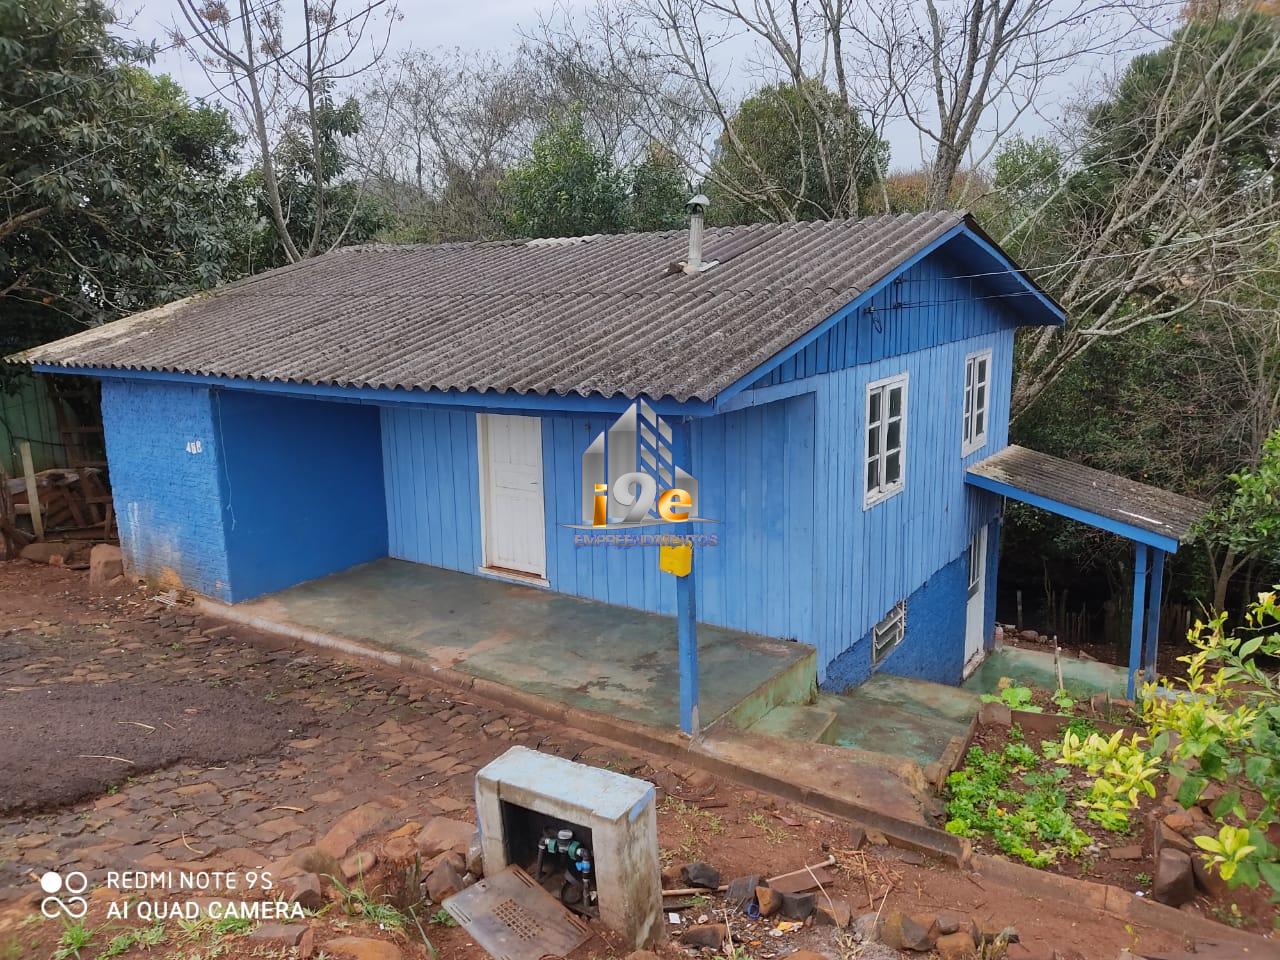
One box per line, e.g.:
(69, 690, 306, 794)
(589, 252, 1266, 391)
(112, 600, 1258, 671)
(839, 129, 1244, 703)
(945, 705, 1278, 933)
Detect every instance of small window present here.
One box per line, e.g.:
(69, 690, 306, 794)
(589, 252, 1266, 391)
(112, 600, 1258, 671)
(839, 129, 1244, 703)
(872, 601, 906, 664)
(962, 350, 991, 455)
(968, 527, 986, 598)
(865, 373, 908, 507)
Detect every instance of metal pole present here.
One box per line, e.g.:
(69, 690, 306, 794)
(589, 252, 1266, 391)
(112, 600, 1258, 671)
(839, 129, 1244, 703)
(673, 418, 699, 736)
(1127, 543, 1150, 700)
(1143, 548, 1166, 683)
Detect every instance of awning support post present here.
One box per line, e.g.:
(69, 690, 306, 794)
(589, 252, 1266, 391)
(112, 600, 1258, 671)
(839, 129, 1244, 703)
(1143, 548, 1166, 684)
(673, 418, 699, 736)
(1127, 543, 1150, 700)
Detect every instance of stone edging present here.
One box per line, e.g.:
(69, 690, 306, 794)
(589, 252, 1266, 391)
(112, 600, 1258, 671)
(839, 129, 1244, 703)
(194, 598, 1280, 956)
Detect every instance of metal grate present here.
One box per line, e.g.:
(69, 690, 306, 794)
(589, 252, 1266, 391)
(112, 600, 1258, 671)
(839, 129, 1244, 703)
(443, 865, 590, 960)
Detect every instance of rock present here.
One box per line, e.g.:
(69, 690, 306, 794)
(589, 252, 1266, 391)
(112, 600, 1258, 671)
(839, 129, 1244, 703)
(814, 895, 851, 928)
(1153, 848, 1196, 906)
(249, 923, 311, 948)
(780, 891, 815, 920)
(1191, 848, 1229, 898)
(417, 817, 475, 859)
(382, 836, 416, 862)
(724, 874, 760, 913)
(756, 885, 782, 917)
(625, 952, 661, 960)
(89, 544, 124, 587)
(1018, 629, 1039, 642)
(277, 846, 340, 881)
(934, 912, 971, 937)
(865, 827, 888, 846)
(467, 832, 484, 877)
(881, 911, 939, 952)
(978, 701, 1012, 726)
(853, 912, 883, 943)
(1154, 821, 1193, 857)
(340, 850, 378, 881)
(848, 825, 867, 850)
(1164, 810, 1194, 834)
(426, 857, 466, 901)
(323, 936, 402, 960)
(319, 802, 397, 859)
(1108, 845, 1143, 860)
(679, 923, 727, 948)
(282, 872, 322, 911)
(784, 953, 828, 960)
(680, 861, 721, 889)
(936, 931, 977, 960)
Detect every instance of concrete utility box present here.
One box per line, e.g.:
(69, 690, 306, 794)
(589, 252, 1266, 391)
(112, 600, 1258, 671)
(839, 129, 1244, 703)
(474, 746, 663, 948)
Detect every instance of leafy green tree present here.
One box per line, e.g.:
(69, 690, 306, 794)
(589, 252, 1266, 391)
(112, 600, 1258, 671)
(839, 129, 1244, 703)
(0, 0, 251, 354)
(629, 143, 689, 232)
(1200, 432, 1280, 615)
(499, 112, 629, 238)
(707, 81, 887, 224)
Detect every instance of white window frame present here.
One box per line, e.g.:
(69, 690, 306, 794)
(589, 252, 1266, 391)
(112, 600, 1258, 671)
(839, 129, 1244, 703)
(962, 349, 992, 456)
(967, 526, 986, 598)
(872, 601, 906, 664)
(863, 372, 908, 508)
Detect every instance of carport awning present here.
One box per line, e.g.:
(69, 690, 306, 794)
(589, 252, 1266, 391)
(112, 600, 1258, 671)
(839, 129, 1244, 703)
(965, 445, 1208, 553)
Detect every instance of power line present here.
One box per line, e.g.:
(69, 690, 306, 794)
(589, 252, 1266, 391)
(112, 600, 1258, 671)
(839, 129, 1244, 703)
(0, 0, 390, 202)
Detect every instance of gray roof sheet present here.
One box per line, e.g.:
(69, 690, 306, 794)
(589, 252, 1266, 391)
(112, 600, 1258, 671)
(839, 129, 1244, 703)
(18, 211, 1024, 403)
(967, 445, 1208, 544)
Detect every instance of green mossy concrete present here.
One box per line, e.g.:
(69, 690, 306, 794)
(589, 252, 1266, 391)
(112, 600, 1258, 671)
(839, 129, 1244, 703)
(962, 646, 1129, 700)
(238, 558, 815, 730)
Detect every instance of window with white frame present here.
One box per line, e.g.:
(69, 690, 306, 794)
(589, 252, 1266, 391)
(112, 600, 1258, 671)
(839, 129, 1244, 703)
(962, 350, 992, 455)
(865, 373, 907, 507)
(968, 527, 986, 599)
(872, 601, 906, 664)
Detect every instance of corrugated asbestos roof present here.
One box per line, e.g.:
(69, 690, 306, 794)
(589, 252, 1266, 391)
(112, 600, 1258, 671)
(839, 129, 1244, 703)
(967, 445, 1208, 544)
(17, 210, 1037, 403)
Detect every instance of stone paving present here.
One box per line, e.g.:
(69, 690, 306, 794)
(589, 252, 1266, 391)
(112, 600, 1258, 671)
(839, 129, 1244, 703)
(0, 594, 683, 897)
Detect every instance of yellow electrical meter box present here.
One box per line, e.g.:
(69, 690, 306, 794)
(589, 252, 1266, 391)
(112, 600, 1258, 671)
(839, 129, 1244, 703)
(659, 543, 692, 577)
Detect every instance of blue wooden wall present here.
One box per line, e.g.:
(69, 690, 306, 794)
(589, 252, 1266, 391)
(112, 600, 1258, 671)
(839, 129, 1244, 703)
(380, 396, 818, 647)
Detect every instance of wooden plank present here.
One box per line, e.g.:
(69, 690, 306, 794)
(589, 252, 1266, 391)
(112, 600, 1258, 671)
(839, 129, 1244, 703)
(19, 441, 43, 539)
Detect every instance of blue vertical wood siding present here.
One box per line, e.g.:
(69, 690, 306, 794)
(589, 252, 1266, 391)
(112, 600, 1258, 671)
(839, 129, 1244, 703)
(381, 406, 483, 571)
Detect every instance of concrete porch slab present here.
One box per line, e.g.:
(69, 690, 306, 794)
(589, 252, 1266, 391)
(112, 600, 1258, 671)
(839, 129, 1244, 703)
(232, 558, 816, 730)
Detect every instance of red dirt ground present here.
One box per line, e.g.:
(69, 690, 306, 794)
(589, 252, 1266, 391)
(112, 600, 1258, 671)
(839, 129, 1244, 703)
(0, 561, 1247, 959)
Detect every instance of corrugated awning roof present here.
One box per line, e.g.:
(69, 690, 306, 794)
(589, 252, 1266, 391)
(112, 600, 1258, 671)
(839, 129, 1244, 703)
(14, 211, 1062, 404)
(966, 445, 1208, 552)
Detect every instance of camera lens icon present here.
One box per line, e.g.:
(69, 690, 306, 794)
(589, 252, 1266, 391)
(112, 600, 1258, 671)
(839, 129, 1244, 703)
(39, 870, 89, 919)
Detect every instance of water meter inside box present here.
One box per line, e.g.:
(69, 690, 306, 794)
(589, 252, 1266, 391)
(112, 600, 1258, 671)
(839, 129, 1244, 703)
(500, 799, 599, 917)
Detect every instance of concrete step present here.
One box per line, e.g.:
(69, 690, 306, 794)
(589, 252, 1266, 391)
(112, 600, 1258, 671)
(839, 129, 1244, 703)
(748, 703, 838, 743)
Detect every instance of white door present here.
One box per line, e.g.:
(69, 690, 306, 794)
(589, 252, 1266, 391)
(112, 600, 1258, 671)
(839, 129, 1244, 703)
(479, 414, 547, 578)
(964, 525, 988, 674)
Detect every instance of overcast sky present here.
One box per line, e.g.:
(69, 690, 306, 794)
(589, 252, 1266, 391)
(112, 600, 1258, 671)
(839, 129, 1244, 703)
(119, 0, 1166, 172)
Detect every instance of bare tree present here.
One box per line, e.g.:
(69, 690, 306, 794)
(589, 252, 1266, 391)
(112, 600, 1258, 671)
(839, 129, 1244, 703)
(171, 0, 398, 262)
(1005, 12, 1280, 416)
(535, 0, 1162, 218)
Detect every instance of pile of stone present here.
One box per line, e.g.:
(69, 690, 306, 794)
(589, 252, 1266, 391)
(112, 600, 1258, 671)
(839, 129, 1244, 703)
(247, 800, 484, 960)
(1146, 796, 1227, 907)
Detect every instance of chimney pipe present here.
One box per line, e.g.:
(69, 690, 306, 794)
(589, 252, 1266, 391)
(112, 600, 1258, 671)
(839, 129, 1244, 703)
(683, 194, 710, 274)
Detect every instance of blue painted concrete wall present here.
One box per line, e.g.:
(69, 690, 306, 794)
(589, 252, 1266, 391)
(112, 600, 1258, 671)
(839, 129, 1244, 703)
(103, 382, 386, 602)
(216, 392, 386, 601)
(826, 551, 970, 687)
(101, 379, 232, 598)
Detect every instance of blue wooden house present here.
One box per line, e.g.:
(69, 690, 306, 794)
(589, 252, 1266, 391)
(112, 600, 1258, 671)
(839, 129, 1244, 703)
(19, 211, 1203, 732)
